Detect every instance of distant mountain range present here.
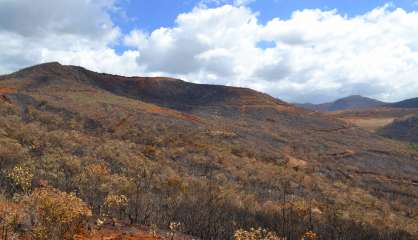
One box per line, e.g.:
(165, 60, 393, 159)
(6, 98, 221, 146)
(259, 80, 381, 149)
(297, 95, 386, 112)
(297, 95, 418, 112)
(388, 97, 418, 109)
(305, 94, 418, 144)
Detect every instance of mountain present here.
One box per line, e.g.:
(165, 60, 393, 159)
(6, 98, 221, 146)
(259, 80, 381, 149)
(388, 97, 418, 108)
(0, 62, 417, 239)
(298, 95, 386, 112)
(325, 96, 418, 134)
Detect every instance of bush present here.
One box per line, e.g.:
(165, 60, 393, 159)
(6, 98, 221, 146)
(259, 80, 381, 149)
(234, 228, 284, 240)
(104, 194, 128, 220)
(0, 199, 25, 240)
(6, 165, 33, 194)
(23, 187, 92, 240)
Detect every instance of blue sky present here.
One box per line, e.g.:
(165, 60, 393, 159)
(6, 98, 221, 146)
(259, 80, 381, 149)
(111, 0, 418, 55)
(2, 0, 418, 103)
(112, 0, 418, 32)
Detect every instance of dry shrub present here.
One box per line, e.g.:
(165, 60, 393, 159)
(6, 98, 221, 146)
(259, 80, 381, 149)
(104, 194, 128, 220)
(6, 165, 33, 193)
(23, 187, 92, 240)
(301, 230, 318, 240)
(234, 228, 284, 240)
(0, 199, 26, 240)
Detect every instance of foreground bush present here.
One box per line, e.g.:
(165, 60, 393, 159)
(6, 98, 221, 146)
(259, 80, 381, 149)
(0, 199, 25, 240)
(23, 187, 92, 240)
(234, 228, 284, 240)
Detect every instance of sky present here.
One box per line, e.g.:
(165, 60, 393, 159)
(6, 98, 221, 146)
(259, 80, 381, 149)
(1, 0, 418, 103)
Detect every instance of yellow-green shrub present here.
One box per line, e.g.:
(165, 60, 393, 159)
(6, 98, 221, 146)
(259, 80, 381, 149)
(23, 187, 92, 240)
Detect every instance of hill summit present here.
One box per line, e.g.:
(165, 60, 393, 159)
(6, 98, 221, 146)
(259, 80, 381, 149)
(298, 95, 386, 112)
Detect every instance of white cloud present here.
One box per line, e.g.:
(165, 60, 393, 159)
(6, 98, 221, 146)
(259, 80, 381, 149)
(255, 5, 418, 103)
(126, 4, 418, 103)
(2, 1, 418, 103)
(124, 30, 148, 49)
(0, 0, 117, 39)
(0, 0, 143, 76)
(126, 5, 262, 83)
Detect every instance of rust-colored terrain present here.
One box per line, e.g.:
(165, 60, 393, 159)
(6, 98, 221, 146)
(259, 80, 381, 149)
(329, 107, 418, 132)
(0, 62, 417, 239)
(73, 224, 191, 240)
(0, 87, 16, 94)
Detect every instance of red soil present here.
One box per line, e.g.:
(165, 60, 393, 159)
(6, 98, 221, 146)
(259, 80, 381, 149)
(74, 223, 191, 240)
(0, 87, 16, 94)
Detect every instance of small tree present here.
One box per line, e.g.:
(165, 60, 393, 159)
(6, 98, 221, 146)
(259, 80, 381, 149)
(103, 193, 128, 224)
(78, 163, 111, 214)
(167, 222, 183, 240)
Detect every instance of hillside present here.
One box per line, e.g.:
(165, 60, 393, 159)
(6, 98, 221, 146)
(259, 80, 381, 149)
(370, 96, 418, 143)
(329, 107, 418, 132)
(388, 97, 418, 108)
(0, 62, 417, 239)
(378, 114, 418, 143)
(326, 96, 418, 135)
(298, 95, 386, 112)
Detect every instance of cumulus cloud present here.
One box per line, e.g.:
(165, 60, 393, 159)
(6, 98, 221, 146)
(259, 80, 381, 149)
(126, 5, 262, 84)
(0, 0, 116, 38)
(2, 1, 418, 103)
(125, 4, 418, 103)
(0, 0, 142, 76)
(255, 6, 418, 103)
